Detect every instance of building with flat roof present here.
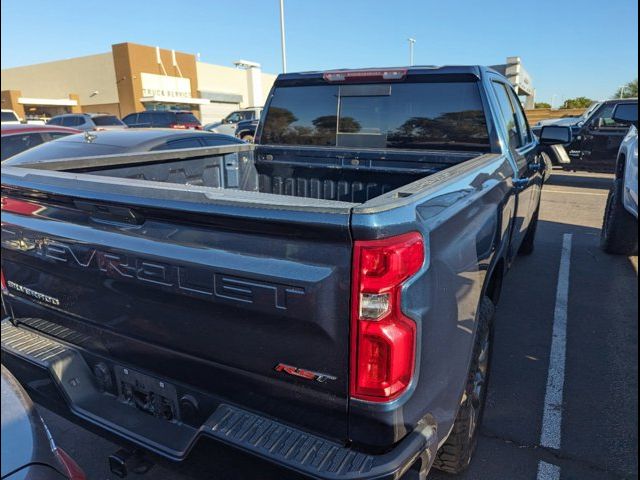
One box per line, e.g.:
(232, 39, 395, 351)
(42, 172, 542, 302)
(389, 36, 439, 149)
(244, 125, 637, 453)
(1, 42, 277, 124)
(491, 56, 536, 109)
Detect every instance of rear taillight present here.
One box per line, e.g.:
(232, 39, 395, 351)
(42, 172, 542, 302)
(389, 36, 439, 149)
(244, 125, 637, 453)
(1, 196, 42, 216)
(170, 124, 187, 129)
(351, 232, 424, 402)
(194, 125, 203, 130)
(1, 270, 7, 295)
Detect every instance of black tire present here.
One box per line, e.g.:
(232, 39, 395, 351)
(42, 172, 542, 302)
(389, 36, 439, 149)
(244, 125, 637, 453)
(518, 205, 540, 256)
(601, 179, 638, 255)
(433, 297, 495, 474)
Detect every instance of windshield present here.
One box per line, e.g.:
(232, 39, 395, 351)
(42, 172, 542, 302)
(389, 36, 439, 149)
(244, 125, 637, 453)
(580, 102, 601, 121)
(260, 81, 490, 151)
(92, 115, 124, 126)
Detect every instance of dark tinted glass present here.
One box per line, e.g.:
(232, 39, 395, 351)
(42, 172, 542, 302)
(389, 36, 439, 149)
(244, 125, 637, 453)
(150, 112, 174, 126)
(261, 85, 339, 146)
(593, 103, 637, 128)
(47, 117, 63, 125)
(121, 114, 137, 125)
(175, 112, 200, 124)
(92, 115, 123, 126)
(1, 111, 20, 122)
(261, 82, 490, 150)
(1, 133, 44, 161)
(137, 112, 153, 125)
(492, 82, 522, 150)
(61, 116, 82, 127)
(506, 87, 532, 145)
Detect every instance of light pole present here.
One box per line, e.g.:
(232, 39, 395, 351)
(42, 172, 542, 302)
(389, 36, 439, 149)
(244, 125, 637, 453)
(279, 0, 287, 73)
(408, 38, 416, 66)
(619, 85, 627, 99)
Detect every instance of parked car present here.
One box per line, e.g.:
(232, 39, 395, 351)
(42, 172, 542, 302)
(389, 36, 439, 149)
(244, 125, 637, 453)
(234, 118, 259, 142)
(532, 99, 638, 171)
(204, 107, 262, 136)
(4, 129, 244, 166)
(1, 66, 570, 479)
(601, 102, 638, 255)
(1, 124, 81, 161)
(47, 113, 127, 131)
(1, 109, 22, 125)
(534, 101, 602, 129)
(1, 364, 86, 479)
(122, 110, 202, 129)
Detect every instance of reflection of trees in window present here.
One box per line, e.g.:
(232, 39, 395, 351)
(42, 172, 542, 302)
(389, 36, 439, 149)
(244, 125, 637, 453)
(263, 109, 338, 146)
(336, 117, 362, 133)
(388, 110, 489, 149)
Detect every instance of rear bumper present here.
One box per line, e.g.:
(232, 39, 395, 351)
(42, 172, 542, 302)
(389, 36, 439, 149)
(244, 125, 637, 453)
(1, 319, 437, 480)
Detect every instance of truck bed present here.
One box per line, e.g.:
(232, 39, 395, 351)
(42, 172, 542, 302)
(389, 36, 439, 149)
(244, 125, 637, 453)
(5, 143, 482, 207)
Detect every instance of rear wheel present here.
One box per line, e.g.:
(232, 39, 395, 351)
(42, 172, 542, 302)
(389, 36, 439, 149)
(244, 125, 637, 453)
(601, 179, 638, 255)
(433, 297, 495, 474)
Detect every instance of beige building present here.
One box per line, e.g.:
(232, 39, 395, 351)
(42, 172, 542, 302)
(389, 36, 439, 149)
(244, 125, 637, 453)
(1, 42, 277, 124)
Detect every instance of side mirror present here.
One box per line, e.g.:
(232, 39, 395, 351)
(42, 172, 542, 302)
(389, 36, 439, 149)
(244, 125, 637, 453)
(612, 103, 638, 126)
(539, 125, 572, 145)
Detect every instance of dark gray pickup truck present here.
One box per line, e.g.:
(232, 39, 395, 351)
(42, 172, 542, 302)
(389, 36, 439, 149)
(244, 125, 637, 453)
(1, 66, 570, 479)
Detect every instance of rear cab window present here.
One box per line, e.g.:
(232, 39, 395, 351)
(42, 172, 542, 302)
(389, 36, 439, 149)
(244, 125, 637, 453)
(260, 80, 491, 151)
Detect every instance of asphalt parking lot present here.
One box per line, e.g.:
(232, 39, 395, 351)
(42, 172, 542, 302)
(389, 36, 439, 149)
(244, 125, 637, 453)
(37, 170, 638, 480)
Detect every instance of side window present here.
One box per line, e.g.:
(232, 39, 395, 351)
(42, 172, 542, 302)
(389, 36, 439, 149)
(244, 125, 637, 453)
(226, 112, 242, 123)
(137, 112, 152, 126)
(122, 114, 137, 126)
(151, 137, 203, 151)
(507, 88, 532, 145)
(590, 103, 631, 129)
(0, 133, 44, 161)
(492, 81, 522, 151)
(48, 117, 62, 126)
(152, 112, 174, 127)
(60, 116, 76, 127)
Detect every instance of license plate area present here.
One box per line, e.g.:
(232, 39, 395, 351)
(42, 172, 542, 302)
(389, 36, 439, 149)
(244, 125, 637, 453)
(114, 366, 179, 422)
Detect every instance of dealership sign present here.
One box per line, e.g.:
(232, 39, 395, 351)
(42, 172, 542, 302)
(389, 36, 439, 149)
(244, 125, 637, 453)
(141, 73, 192, 99)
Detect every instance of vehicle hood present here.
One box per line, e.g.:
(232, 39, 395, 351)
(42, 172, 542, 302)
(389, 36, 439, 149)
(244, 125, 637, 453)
(536, 117, 582, 127)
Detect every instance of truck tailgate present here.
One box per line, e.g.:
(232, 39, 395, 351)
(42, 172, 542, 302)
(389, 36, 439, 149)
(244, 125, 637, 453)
(1, 185, 354, 442)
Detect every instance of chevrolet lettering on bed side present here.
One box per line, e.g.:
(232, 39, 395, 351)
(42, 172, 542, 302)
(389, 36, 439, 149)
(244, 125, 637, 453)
(1, 225, 305, 311)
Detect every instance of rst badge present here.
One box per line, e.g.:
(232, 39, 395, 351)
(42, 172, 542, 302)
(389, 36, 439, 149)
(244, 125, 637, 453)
(275, 363, 337, 383)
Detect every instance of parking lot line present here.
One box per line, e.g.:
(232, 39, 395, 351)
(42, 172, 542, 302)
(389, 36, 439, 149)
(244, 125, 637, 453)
(540, 233, 573, 451)
(543, 189, 608, 197)
(537, 461, 561, 480)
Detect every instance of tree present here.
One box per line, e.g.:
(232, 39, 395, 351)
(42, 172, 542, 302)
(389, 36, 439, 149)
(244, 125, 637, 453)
(613, 79, 638, 99)
(561, 97, 594, 109)
(535, 102, 552, 109)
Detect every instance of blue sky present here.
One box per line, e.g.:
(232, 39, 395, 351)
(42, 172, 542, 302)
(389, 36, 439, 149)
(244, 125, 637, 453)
(1, 0, 637, 104)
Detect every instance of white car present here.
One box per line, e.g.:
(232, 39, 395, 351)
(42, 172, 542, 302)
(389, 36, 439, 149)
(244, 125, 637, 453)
(204, 107, 262, 136)
(1, 109, 22, 125)
(601, 102, 638, 255)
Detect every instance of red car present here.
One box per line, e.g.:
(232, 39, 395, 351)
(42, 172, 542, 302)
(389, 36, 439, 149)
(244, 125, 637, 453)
(1, 124, 81, 161)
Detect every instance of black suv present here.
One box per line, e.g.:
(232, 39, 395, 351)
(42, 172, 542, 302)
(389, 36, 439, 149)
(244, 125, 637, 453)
(122, 111, 202, 129)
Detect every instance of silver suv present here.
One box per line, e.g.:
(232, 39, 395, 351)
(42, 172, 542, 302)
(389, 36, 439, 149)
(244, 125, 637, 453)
(48, 113, 127, 131)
